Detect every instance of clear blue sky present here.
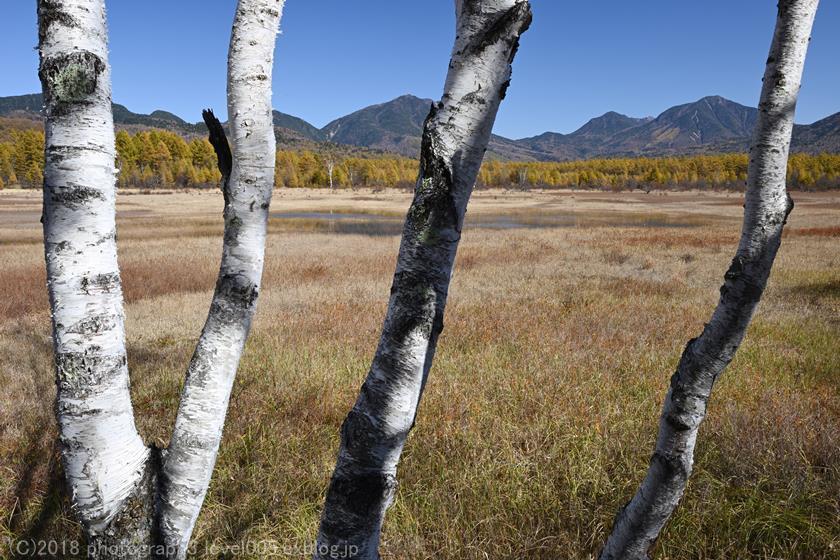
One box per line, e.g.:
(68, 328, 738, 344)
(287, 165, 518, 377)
(2, 1, 838, 139)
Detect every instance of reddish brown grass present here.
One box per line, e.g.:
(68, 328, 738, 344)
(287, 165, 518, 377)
(784, 226, 840, 238)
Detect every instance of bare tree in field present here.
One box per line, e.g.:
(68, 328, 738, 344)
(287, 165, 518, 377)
(38, 0, 283, 557)
(326, 153, 337, 190)
(314, 1, 532, 558)
(600, 1, 820, 558)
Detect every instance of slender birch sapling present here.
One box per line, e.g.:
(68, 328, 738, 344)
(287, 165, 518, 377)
(599, 1, 820, 558)
(160, 1, 284, 553)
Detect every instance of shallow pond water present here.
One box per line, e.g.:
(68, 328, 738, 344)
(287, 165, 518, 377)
(269, 210, 715, 236)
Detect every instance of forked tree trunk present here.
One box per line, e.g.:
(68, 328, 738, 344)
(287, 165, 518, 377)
(599, 1, 819, 558)
(314, 2, 532, 558)
(38, 0, 284, 557)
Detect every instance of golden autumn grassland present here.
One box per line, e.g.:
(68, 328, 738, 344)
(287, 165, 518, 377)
(0, 188, 838, 559)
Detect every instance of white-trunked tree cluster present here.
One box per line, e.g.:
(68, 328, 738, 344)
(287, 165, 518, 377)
(39, 0, 283, 557)
(35, 0, 820, 558)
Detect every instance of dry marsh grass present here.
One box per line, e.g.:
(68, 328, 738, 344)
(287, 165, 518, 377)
(0, 188, 838, 559)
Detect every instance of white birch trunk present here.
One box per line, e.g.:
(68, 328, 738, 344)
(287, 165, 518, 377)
(314, 2, 532, 558)
(159, 1, 284, 556)
(38, 0, 153, 548)
(328, 160, 335, 190)
(40, 1, 283, 557)
(600, 2, 820, 558)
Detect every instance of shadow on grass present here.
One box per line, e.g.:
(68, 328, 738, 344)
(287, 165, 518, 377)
(9, 445, 76, 559)
(793, 278, 840, 298)
(3, 328, 81, 557)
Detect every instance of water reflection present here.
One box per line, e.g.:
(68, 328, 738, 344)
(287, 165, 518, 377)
(269, 210, 711, 237)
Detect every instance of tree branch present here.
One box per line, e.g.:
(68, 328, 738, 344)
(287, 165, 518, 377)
(201, 108, 232, 189)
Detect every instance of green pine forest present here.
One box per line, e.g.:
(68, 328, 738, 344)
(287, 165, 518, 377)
(2, 122, 839, 191)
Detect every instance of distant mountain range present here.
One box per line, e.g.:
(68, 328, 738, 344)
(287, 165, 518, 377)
(2, 92, 838, 160)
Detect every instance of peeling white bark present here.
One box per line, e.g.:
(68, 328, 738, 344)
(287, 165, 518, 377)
(599, 2, 820, 558)
(315, 2, 531, 558)
(38, 0, 150, 536)
(159, 1, 284, 557)
(40, 1, 283, 557)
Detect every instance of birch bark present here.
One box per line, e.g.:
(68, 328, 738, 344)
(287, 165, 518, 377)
(38, 0, 153, 548)
(39, 0, 284, 557)
(159, 1, 284, 556)
(599, 1, 820, 558)
(314, 2, 532, 558)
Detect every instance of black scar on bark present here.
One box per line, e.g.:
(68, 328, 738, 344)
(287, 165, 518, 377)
(461, 88, 487, 106)
(461, 1, 532, 58)
(340, 409, 378, 458)
(259, 6, 281, 19)
(499, 25, 528, 105)
(202, 109, 232, 198)
(507, 24, 527, 63)
(719, 255, 743, 298)
(651, 451, 690, 485)
(80, 272, 120, 294)
(49, 185, 105, 209)
(216, 272, 258, 310)
(184, 341, 216, 390)
(319, 472, 397, 538)
(783, 193, 794, 223)
(223, 214, 243, 247)
(412, 103, 459, 238)
(718, 255, 764, 305)
(381, 102, 458, 347)
(339, 407, 401, 465)
(55, 352, 125, 396)
(65, 313, 117, 336)
(499, 78, 512, 100)
(37, 0, 79, 45)
(48, 240, 72, 255)
(39, 51, 105, 117)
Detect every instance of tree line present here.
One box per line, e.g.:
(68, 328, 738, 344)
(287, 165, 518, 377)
(480, 152, 840, 191)
(2, 124, 839, 191)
